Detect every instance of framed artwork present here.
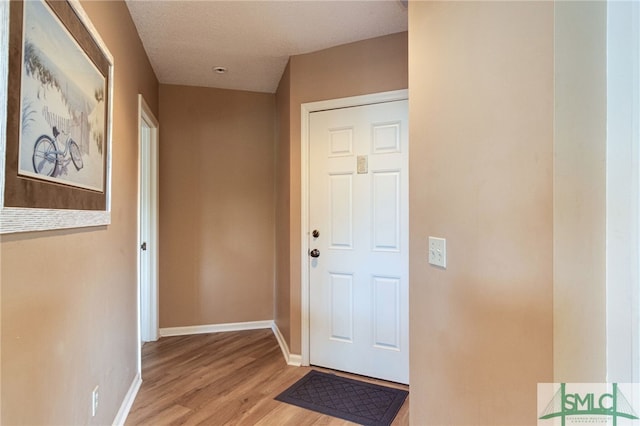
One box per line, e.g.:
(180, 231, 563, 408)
(0, 0, 113, 234)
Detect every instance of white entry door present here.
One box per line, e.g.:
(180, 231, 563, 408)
(309, 100, 409, 384)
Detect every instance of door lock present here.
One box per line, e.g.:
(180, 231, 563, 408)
(312, 229, 320, 238)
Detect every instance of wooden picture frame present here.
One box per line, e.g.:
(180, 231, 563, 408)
(0, 0, 113, 234)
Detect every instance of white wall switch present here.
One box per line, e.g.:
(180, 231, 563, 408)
(428, 237, 447, 268)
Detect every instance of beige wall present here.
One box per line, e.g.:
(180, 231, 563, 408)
(275, 63, 292, 345)
(0, 1, 158, 424)
(409, 2, 554, 424)
(159, 84, 275, 327)
(275, 32, 408, 353)
(553, 1, 607, 382)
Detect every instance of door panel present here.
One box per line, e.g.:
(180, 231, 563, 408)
(330, 273, 354, 342)
(372, 171, 400, 251)
(309, 100, 409, 384)
(372, 275, 401, 350)
(329, 174, 353, 248)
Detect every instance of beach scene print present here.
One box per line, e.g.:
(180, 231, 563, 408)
(18, 0, 106, 192)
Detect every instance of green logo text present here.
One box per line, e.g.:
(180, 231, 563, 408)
(539, 383, 639, 426)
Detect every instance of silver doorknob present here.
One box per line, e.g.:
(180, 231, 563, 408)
(309, 249, 320, 258)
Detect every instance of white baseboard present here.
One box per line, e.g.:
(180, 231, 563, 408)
(112, 373, 141, 426)
(159, 320, 302, 366)
(272, 322, 302, 366)
(288, 353, 303, 366)
(159, 320, 273, 337)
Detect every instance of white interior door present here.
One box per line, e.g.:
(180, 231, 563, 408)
(309, 100, 409, 384)
(138, 95, 159, 347)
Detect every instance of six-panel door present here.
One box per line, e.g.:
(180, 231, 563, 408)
(309, 100, 409, 384)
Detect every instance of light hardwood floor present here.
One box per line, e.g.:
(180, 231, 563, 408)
(125, 329, 409, 425)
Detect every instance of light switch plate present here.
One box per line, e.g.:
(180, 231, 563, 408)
(428, 237, 446, 268)
(357, 155, 368, 174)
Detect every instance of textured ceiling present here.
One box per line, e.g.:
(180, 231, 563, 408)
(125, 1, 408, 93)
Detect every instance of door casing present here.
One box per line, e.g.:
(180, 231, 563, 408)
(300, 89, 409, 366)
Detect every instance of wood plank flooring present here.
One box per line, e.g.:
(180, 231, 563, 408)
(125, 329, 409, 425)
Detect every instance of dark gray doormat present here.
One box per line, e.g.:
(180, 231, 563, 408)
(275, 370, 408, 426)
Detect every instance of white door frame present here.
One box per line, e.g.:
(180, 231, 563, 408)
(137, 94, 159, 375)
(605, 0, 640, 383)
(300, 89, 409, 366)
